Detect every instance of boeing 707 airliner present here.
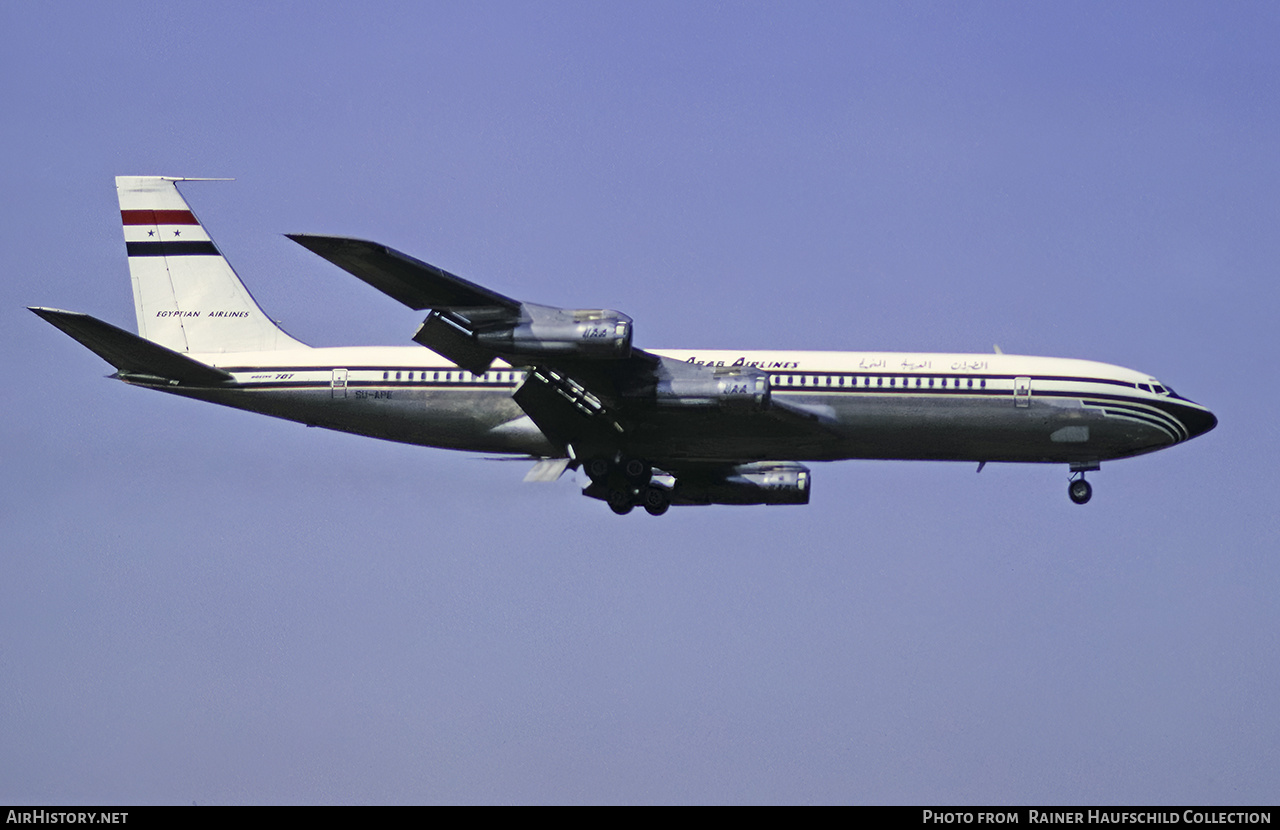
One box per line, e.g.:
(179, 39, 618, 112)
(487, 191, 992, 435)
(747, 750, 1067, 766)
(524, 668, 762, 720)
(31, 177, 1216, 514)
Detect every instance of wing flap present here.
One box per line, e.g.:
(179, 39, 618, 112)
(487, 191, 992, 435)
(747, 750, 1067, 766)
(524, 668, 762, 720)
(30, 307, 233, 385)
(524, 457, 572, 483)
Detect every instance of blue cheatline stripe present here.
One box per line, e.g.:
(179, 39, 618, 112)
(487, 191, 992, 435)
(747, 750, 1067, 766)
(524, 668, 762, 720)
(126, 241, 220, 257)
(1098, 410, 1180, 442)
(1082, 400, 1186, 441)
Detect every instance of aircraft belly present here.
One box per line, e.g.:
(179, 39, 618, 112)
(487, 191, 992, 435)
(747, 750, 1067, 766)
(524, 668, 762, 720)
(635, 392, 1174, 465)
(167, 385, 556, 455)
(821, 393, 1172, 463)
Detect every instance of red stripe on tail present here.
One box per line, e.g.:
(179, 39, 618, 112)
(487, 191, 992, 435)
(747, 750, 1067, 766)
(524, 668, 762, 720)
(121, 210, 199, 225)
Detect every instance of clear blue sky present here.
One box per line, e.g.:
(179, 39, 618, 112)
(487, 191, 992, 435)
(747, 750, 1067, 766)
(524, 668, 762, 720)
(3, 1, 1276, 804)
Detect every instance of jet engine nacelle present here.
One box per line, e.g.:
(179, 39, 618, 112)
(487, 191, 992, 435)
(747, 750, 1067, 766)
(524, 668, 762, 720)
(655, 367, 771, 409)
(671, 462, 810, 505)
(476, 303, 633, 358)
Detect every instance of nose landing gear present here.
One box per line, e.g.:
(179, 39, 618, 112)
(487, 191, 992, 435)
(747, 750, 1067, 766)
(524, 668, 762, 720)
(1068, 462, 1099, 505)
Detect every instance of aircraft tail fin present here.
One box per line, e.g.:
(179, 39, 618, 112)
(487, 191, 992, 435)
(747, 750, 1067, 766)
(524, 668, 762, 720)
(29, 307, 234, 385)
(117, 176, 307, 353)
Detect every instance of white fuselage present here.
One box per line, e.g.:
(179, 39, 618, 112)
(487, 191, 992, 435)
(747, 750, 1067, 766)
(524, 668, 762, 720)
(143, 345, 1214, 469)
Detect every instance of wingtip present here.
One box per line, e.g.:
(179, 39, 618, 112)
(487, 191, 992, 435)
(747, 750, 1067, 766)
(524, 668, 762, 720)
(29, 305, 75, 319)
(284, 233, 326, 252)
(285, 232, 342, 247)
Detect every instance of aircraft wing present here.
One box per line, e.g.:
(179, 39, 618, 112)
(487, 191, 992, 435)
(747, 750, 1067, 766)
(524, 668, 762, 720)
(290, 235, 835, 461)
(286, 234, 520, 311)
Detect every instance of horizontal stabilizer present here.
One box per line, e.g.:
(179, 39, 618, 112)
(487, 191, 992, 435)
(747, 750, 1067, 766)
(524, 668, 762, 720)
(287, 234, 520, 311)
(30, 307, 233, 385)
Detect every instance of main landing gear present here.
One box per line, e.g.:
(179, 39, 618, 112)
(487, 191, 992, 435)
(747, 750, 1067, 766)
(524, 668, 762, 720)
(585, 455, 671, 516)
(1068, 462, 1099, 505)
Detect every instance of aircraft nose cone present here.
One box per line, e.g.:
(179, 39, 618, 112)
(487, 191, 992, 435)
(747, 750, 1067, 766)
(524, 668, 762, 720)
(1182, 406, 1218, 440)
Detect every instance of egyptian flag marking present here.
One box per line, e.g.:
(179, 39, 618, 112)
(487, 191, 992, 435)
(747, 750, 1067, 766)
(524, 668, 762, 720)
(122, 209, 200, 225)
(121, 210, 218, 256)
